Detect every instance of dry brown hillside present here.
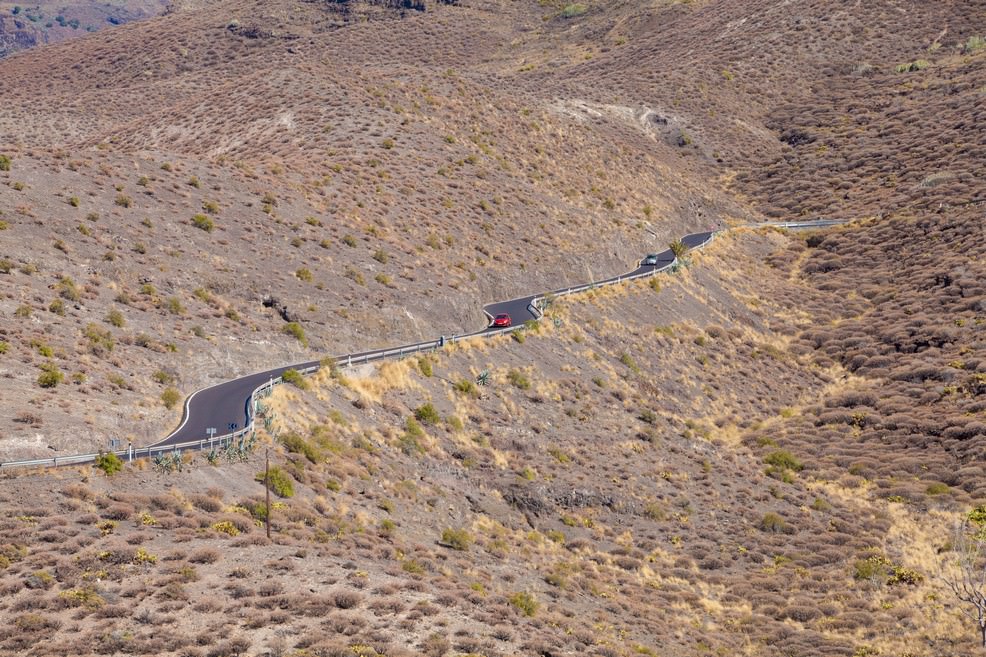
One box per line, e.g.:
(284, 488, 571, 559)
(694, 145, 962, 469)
(0, 1, 985, 655)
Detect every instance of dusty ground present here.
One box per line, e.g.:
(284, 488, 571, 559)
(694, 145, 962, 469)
(1, 226, 984, 656)
(0, 1, 984, 655)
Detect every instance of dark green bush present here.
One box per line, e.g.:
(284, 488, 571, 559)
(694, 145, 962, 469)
(282, 323, 307, 346)
(37, 361, 64, 388)
(95, 452, 122, 476)
(764, 450, 803, 471)
(256, 466, 294, 498)
(281, 432, 320, 463)
(191, 214, 214, 232)
(414, 403, 441, 426)
(440, 528, 473, 551)
(280, 368, 309, 390)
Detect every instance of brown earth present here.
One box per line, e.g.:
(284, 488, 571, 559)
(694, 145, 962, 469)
(0, 0, 985, 655)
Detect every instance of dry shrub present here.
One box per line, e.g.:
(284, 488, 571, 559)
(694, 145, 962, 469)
(189, 548, 221, 564)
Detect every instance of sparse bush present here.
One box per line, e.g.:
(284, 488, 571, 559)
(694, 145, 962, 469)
(106, 309, 125, 327)
(161, 387, 181, 410)
(295, 267, 313, 282)
(212, 520, 240, 537)
(560, 3, 586, 18)
(152, 370, 175, 385)
(166, 296, 185, 315)
(281, 432, 320, 463)
(764, 450, 803, 471)
(282, 322, 307, 346)
(507, 369, 530, 390)
(280, 368, 309, 390)
(454, 379, 477, 396)
(37, 361, 64, 388)
(965, 35, 985, 53)
(414, 403, 441, 426)
(257, 466, 294, 498)
(0, 154, 10, 171)
(94, 451, 123, 476)
(760, 512, 788, 533)
(619, 352, 641, 374)
(440, 528, 473, 551)
(115, 194, 132, 208)
(191, 214, 214, 232)
(508, 591, 538, 616)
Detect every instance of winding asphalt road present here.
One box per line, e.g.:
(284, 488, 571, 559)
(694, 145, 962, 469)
(154, 231, 712, 450)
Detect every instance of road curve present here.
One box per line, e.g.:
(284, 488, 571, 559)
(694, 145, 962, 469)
(154, 232, 714, 449)
(0, 222, 843, 467)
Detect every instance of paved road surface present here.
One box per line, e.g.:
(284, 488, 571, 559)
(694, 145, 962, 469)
(155, 232, 713, 449)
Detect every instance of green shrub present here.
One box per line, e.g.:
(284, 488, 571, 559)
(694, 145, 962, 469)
(965, 35, 986, 53)
(152, 370, 174, 385)
(0, 154, 11, 171)
(760, 512, 788, 533)
(507, 369, 530, 390)
(161, 387, 181, 410)
(48, 299, 65, 316)
(57, 276, 81, 301)
(0, 341, 8, 354)
(969, 505, 986, 526)
(166, 297, 185, 315)
(508, 591, 538, 616)
(37, 361, 64, 388)
(295, 267, 313, 282)
(256, 466, 294, 498)
(926, 482, 950, 495)
(282, 322, 307, 346)
(440, 528, 473, 551)
(418, 357, 433, 377)
(764, 450, 803, 471)
(372, 249, 388, 263)
(84, 323, 114, 354)
(115, 194, 132, 208)
(281, 432, 320, 463)
(454, 379, 477, 396)
(212, 520, 240, 536)
(414, 403, 441, 426)
(94, 451, 122, 476)
(402, 559, 425, 574)
(106, 309, 125, 327)
(619, 352, 641, 374)
(280, 368, 309, 390)
(560, 3, 586, 18)
(191, 214, 214, 232)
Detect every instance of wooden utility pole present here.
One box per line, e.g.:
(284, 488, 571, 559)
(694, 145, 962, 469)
(265, 447, 271, 539)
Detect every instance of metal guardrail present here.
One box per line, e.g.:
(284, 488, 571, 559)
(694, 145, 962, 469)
(0, 231, 720, 471)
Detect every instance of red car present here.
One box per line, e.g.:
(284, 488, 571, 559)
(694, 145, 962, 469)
(491, 313, 512, 328)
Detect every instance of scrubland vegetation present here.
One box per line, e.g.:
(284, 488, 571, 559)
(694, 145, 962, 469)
(0, 0, 984, 654)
